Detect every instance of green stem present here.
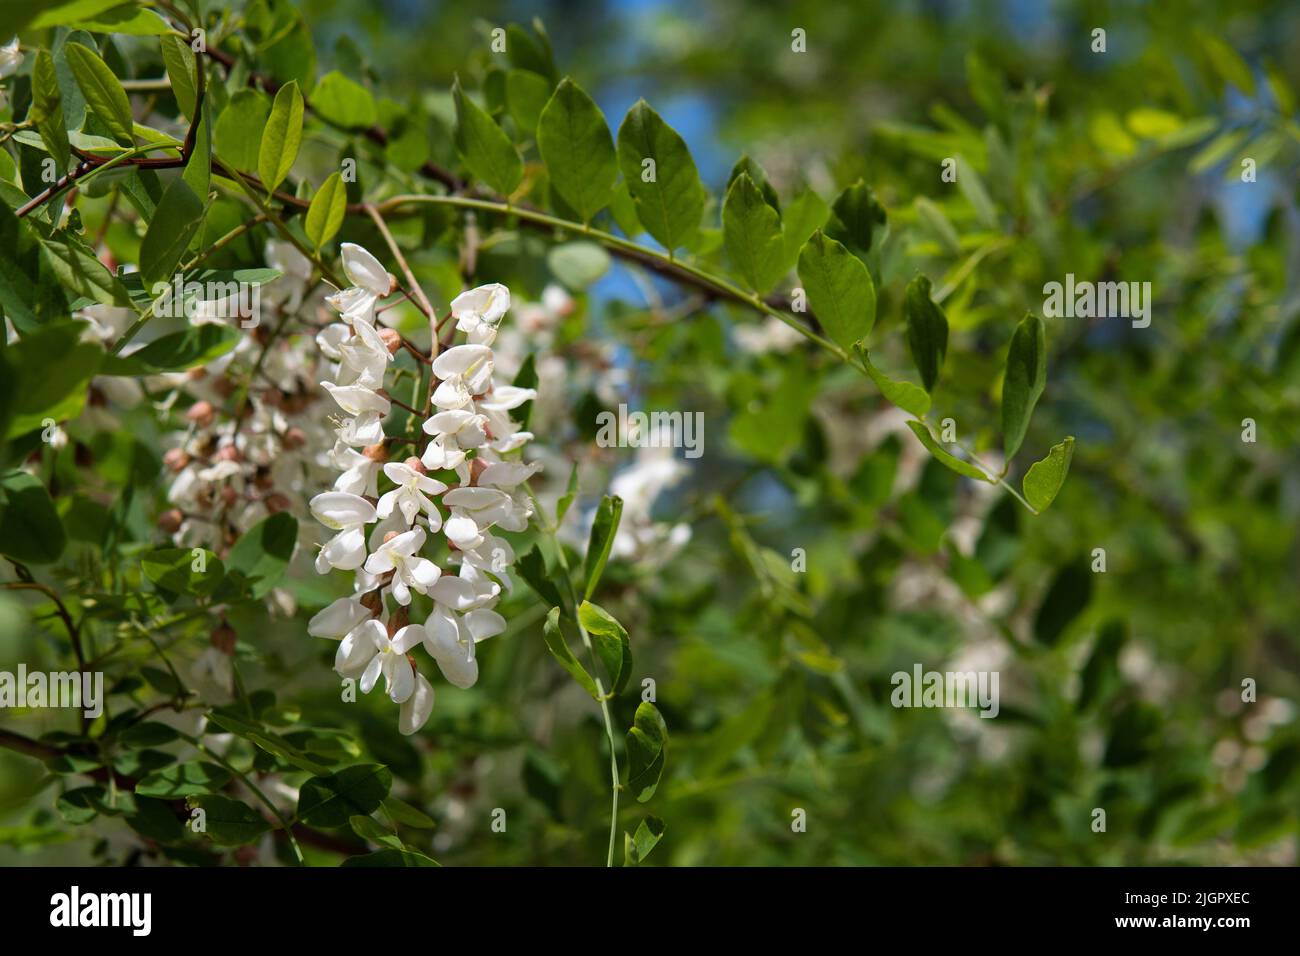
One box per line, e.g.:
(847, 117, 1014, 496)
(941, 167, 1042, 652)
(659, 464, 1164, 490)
(524, 482, 621, 866)
(375, 193, 844, 359)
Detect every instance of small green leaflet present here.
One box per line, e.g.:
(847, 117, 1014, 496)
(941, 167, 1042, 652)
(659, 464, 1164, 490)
(538, 78, 617, 223)
(258, 80, 305, 194)
(578, 600, 633, 696)
(854, 345, 931, 417)
(904, 275, 948, 393)
(796, 230, 876, 352)
(64, 42, 134, 145)
(723, 172, 785, 294)
(452, 75, 523, 196)
(905, 420, 993, 483)
(583, 494, 623, 599)
(623, 816, 665, 866)
(1001, 313, 1047, 460)
(616, 100, 705, 253)
(1022, 436, 1075, 512)
(305, 171, 348, 249)
(625, 701, 667, 802)
(139, 178, 205, 287)
(31, 50, 71, 174)
(542, 606, 600, 700)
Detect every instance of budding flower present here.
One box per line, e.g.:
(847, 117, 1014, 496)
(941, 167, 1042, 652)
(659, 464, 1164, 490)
(211, 622, 237, 655)
(378, 327, 402, 354)
(163, 448, 190, 472)
(264, 492, 292, 513)
(363, 443, 388, 463)
(187, 401, 216, 428)
(404, 456, 427, 474)
(217, 445, 242, 463)
(281, 427, 307, 450)
(158, 509, 184, 533)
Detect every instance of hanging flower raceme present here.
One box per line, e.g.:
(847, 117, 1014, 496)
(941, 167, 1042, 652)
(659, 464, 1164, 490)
(309, 246, 538, 735)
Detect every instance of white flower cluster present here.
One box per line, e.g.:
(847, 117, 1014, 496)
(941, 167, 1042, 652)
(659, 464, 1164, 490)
(308, 244, 540, 735)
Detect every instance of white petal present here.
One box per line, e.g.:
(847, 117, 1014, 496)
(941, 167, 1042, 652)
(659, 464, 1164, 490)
(463, 607, 507, 643)
(310, 492, 377, 530)
(385, 655, 415, 704)
(398, 672, 434, 735)
(341, 242, 393, 296)
(308, 596, 370, 639)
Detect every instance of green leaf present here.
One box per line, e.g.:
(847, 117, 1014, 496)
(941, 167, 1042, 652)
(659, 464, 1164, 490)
(1000, 313, 1047, 460)
(3, 322, 101, 438)
(39, 233, 132, 307)
(138, 177, 204, 287)
(349, 814, 403, 849)
(904, 275, 948, 392)
(538, 78, 617, 223)
(616, 100, 705, 253)
(136, 761, 231, 798)
(1034, 559, 1093, 646)
(258, 80, 305, 194)
(1200, 33, 1255, 96)
(141, 546, 225, 596)
(796, 230, 876, 351)
(64, 42, 134, 145)
(215, 90, 271, 172)
(297, 764, 393, 829)
(1022, 436, 1075, 513)
(0, 472, 66, 564)
(547, 241, 610, 289)
(578, 600, 632, 696)
(379, 796, 436, 829)
(189, 794, 272, 846)
(914, 196, 960, 254)
(57, 785, 107, 825)
(542, 607, 600, 700)
(854, 346, 931, 417)
(623, 815, 665, 866)
(904, 420, 993, 483)
(205, 712, 331, 775)
(311, 71, 377, 128)
(304, 171, 347, 249)
(31, 50, 71, 175)
(159, 34, 197, 121)
(625, 701, 667, 803)
(781, 189, 829, 269)
(226, 512, 298, 598)
(727, 155, 780, 211)
(517, 546, 567, 611)
(723, 173, 785, 293)
(556, 462, 579, 524)
(826, 179, 886, 253)
(119, 721, 182, 748)
(583, 494, 623, 599)
(452, 75, 523, 196)
(102, 324, 238, 374)
(0, 200, 71, 333)
(506, 68, 551, 133)
(35, 2, 170, 35)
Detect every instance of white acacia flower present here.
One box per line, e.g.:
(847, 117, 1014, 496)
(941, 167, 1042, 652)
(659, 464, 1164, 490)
(477, 385, 536, 452)
(429, 560, 501, 612)
(327, 243, 394, 322)
(442, 486, 533, 547)
(451, 283, 510, 345)
(310, 492, 377, 572)
(420, 409, 487, 475)
(0, 39, 21, 80)
(337, 619, 423, 703)
(321, 381, 390, 417)
(423, 603, 506, 688)
(334, 318, 392, 389)
(398, 671, 435, 735)
(431, 345, 493, 410)
(377, 461, 447, 527)
(456, 533, 517, 590)
(364, 526, 440, 605)
(331, 442, 382, 497)
(307, 595, 374, 642)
